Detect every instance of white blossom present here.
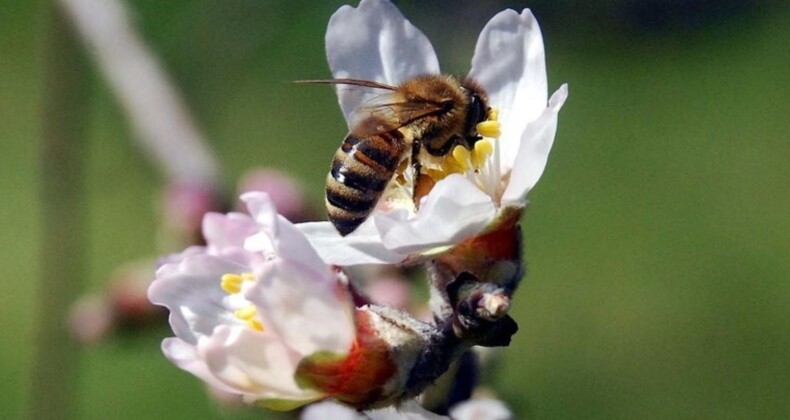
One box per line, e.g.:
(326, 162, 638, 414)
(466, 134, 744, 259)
(299, 0, 567, 266)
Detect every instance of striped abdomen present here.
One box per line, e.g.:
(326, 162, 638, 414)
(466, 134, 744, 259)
(326, 126, 406, 236)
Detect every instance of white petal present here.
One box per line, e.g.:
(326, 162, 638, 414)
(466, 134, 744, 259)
(200, 326, 310, 398)
(161, 337, 240, 395)
(202, 212, 258, 251)
(449, 398, 513, 420)
(246, 259, 355, 356)
(501, 84, 567, 204)
(325, 0, 440, 125)
(469, 9, 547, 169)
(274, 215, 333, 276)
(149, 254, 249, 344)
(297, 221, 404, 266)
(374, 175, 496, 254)
(301, 400, 366, 420)
(367, 399, 448, 420)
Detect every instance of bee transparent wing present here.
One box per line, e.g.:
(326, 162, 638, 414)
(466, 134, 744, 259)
(344, 90, 404, 131)
(296, 79, 398, 130)
(351, 100, 445, 136)
(297, 78, 445, 135)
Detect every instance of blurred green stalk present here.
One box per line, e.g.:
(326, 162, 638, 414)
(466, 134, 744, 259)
(28, 1, 90, 418)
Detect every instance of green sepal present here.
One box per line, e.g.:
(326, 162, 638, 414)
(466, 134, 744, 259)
(255, 396, 317, 411)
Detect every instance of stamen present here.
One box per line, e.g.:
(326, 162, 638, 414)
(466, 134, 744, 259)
(221, 274, 243, 294)
(471, 139, 493, 168)
(220, 272, 255, 294)
(488, 108, 499, 121)
(220, 274, 265, 332)
(236, 305, 265, 331)
(234, 305, 258, 320)
(477, 120, 501, 138)
(451, 146, 471, 172)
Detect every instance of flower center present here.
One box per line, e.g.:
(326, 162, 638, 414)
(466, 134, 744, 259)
(429, 108, 501, 181)
(220, 272, 264, 332)
(384, 108, 503, 210)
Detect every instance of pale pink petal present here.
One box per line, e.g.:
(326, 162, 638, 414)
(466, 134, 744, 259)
(243, 231, 275, 256)
(374, 175, 496, 254)
(149, 254, 248, 344)
(240, 192, 278, 235)
(246, 260, 355, 356)
(161, 337, 240, 395)
(325, 0, 440, 125)
(501, 84, 567, 204)
(449, 398, 513, 420)
(155, 245, 205, 271)
(202, 212, 258, 251)
(240, 192, 281, 256)
(297, 221, 404, 266)
(468, 9, 548, 168)
(200, 326, 311, 398)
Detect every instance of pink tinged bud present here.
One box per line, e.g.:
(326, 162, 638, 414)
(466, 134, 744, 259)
(236, 168, 312, 222)
(161, 179, 223, 244)
(107, 262, 167, 328)
(68, 294, 115, 344)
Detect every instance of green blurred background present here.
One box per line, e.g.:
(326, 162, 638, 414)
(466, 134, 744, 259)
(2, 0, 789, 418)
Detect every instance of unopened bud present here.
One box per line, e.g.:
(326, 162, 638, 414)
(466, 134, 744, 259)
(107, 261, 167, 329)
(69, 294, 115, 344)
(161, 179, 223, 245)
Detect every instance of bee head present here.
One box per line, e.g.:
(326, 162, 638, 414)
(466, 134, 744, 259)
(460, 79, 491, 149)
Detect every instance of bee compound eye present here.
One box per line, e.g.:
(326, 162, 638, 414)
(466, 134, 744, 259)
(472, 94, 487, 124)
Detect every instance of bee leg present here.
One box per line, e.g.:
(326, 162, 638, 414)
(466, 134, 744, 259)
(412, 140, 435, 209)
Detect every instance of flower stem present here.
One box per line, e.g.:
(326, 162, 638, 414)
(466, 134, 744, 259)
(28, 1, 90, 418)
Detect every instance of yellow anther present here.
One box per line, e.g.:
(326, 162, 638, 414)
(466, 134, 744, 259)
(488, 107, 499, 121)
(247, 319, 265, 332)
(477, 120, 501, 138)
(451, 146, 471, 171)
(221, 274, 243, 294)
(471, 139, 494, 168)
(234, 305, 258, 320)
(221, 272, 255, 294)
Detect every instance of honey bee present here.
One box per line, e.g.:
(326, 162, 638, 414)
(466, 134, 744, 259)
(306, 74, 492, 236)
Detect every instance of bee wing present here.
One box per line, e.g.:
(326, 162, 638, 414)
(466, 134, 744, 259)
(351, 100, 445, 136)
(296, 78, 446, 135)
(296, 79, 398, 129)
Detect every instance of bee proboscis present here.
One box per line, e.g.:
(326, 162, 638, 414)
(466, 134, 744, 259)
(303, 74, 493, 236)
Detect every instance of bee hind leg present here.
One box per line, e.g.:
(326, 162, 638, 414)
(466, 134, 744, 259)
(411, 140, 435, 208)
